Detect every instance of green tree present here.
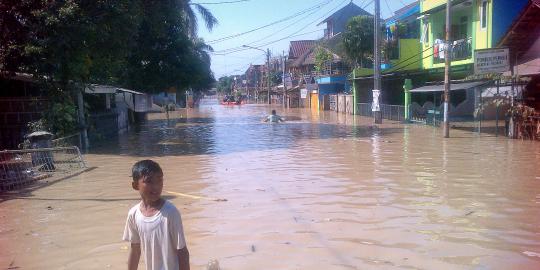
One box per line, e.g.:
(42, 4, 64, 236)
(314, 46, 333, 73)
(1, 0, 141, 136)
(181, 0, 219, 38)
(217, 76, 233, 93)
(0, 0, 218, 135)
(342, 15, 374, 68)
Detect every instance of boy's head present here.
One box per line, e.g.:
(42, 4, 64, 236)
(271, 110, 276, 115)
(131, 160, 164, 202)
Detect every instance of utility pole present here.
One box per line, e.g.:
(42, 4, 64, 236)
(282, 51, 287, 107)
(242, 45, 271, 105)
(373, 0, 382, 124)
(442, 0, 452, 138)
(77, 86, 89, 150)
(267, 48, 271, 105)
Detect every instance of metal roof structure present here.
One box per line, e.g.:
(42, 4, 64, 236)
(84, 84, 144, 95)
(288, 40, 317, 60)
(409, 81, 491, 93)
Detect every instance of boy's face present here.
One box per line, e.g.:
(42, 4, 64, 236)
(132, 172, 163, 203)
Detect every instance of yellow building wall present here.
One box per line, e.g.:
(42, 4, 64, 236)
(473, 0, 493, 50)
(421, 0, 494, 70)
(421, 0, 447, 12)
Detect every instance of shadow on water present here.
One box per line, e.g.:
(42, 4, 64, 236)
(0, 195, 177, 203)
(89, 116, 405, 157)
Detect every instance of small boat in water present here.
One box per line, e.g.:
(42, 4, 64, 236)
(221, 95, 244, 105)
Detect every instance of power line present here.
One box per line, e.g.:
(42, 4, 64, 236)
(383, 0, 394, 17)
(191, 0, 250, 5)
(206, 0, 332, 44)
(212, 0, 348, 55)
(362, 0, 374, 10)
(243, 4, 323, 47)
(220, 54, 265, 76)
(210, 29, 322, 55)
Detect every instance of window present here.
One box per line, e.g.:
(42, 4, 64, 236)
(421, 18, 429, 45)
(481, 0, 488, 30)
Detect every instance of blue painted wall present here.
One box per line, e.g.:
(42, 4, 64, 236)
(318, 84, 342, 95)
(317, 76, 347, 84)
(492, 0, 528, 45)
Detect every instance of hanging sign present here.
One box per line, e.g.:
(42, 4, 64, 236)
(372, 89, 380, 112)
(474, 48, 510, 74)
(300, 89, 308, 99)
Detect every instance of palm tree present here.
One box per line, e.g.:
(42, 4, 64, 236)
(193, 38, 214, 64)
(181, 0, 218, 38)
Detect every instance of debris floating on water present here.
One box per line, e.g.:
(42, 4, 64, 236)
(206, 259, 220, 270)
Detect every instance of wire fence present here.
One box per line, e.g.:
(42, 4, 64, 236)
(0, 146, 86, 191)
(357, 103, 407, 122)
(51, 133, 82, 148)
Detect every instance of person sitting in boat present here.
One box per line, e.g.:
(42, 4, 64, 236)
(263, 110, 285, 123)
(223, 95, 234, 103)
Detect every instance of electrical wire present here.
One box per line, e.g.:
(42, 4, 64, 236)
(362, 0, 374, 10)
(191, 0, 250, 4)
(242, 4, 323, 47)
(211, 29, 322, 55)
(212, 0, 348, 56)
(383, 0, 394, 17)
(206, 0, 332, 44)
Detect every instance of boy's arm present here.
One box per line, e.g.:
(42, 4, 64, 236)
(128, 243, 141, 270)
(177, 247, 190, 270)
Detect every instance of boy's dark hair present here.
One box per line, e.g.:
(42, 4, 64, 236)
(271, 110, 276, 115)
(132, 160, 163, 182)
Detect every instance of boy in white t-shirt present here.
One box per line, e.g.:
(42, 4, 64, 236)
(123, 160, 190, 270)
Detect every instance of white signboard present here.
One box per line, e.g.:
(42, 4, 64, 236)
(300, 89, 308, 99)
(474, 48, 510, 74)
(372, 89, 380, 112)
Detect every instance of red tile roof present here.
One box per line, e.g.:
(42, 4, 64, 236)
(288, 40, 317, 60)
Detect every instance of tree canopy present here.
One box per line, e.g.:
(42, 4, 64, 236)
(0, 0, 217, 94)
(342, 15, 374, 68)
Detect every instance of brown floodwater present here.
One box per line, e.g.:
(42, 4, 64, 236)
(1, 98, 540, 269)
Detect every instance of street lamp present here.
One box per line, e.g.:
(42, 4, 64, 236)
(243, 45, 271, 105)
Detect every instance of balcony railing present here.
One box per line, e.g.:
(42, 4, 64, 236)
(433, 38, 472, 64)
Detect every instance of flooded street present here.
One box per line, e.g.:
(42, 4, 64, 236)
(2, 98, 540, 269)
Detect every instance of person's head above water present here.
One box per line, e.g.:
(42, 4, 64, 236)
(131, 160, 164, 203)
(271, 110, 276, 115)
(132, 159, 163, 182)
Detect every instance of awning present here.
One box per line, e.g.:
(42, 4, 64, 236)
(410, 81, 491, 93)
(504, 57, 540, 76)
(482, 85, 524, 98)
(85, 84, 144, 95)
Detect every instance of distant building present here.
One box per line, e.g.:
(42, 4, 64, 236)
(318, 2, 371, 39)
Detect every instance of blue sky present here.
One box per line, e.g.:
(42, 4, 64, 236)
(197, 0, 416, 79)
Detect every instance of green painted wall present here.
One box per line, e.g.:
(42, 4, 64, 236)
(420, 0, 493, 71)
(353, 38, 422, 78)
(422, 3, 474, 69)
(391, 39, 422, 71)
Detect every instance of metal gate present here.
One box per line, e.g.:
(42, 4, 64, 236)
(0, 147, 87, 191)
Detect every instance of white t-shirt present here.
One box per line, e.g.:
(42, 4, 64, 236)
(266, 115, 283, 123)
(123, 200, 186, 270)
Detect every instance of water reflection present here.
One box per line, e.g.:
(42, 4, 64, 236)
(91, 100, 402, 156)
(3, 98, 540, 270)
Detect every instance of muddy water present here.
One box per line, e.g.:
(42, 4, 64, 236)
(1, 98, 540, 269)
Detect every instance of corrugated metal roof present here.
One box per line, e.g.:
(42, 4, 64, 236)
(410, 81, 491, 93)
(292, 47, 341, 67)
(288, 40, 316, 59)
(85, 84, 143, 95)
(317, 2, 371, 25)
